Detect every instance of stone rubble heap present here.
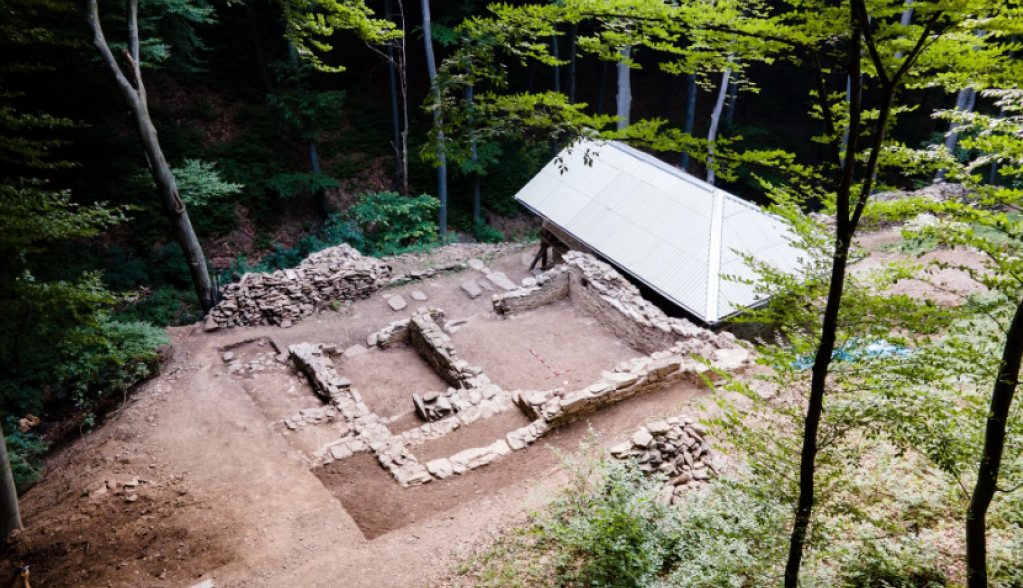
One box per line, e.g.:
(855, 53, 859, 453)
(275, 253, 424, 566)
(611, 416, 721, 504)
(205, 244, 391, 330)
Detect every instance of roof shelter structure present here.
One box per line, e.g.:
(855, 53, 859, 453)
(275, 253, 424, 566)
(514, 140, 804, 327)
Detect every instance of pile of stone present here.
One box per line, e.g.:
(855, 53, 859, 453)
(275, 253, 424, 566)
(413, 380, 504, 423)
(413, 392, 454, 422)
(611, 416, 719, 500)
(205, 244, 390, 331)
(284, 405, 343, 431)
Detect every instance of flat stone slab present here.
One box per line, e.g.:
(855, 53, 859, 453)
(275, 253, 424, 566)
(468, 258, 485, 271)
(486, 273, 518, 291)
(460, 279, 482, 298)
(387, 295, 407, 311)
(410, 290, 428, 301)
(343, 344, 369, 358)
(478, 279, 494, 291)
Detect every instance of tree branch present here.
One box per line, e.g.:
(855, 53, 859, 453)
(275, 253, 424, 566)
(85, 0, 140, 110)
(853, 0, 890, 88)
(811, 52, 842, 170)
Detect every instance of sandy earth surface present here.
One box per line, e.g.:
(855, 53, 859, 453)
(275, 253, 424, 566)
(2, 231, 991, 588)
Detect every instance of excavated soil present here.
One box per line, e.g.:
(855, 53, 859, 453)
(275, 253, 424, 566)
(338, 347, 451, 419)
(4, 234, 987, 588)
(316, 378, 705, 540)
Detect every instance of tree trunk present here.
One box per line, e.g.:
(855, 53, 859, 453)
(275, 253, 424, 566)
(567, 23, 578, 104)
(0, 424, 23, 540)
(706, 64, 732, 185)
(384, 0, 405, 194)
(596, 60, 607, 115)
(616, 47, 631, 130)
(421, 0, 447, 237)
(286, 39, 327, 214)
(725, 75, 738, 127)
(551, 29, 560, 156)
(680, 73, 696, 170)
(86, 0, 215, 313)
(244, 0, 275, 98)
(965, 300, 1023, 588)
(935, 87, 976, 182)
(893, 0, 914, 59)
(467, 83, 480, 231)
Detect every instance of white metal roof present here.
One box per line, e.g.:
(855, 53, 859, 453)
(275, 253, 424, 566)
(515, 140, 804, 324)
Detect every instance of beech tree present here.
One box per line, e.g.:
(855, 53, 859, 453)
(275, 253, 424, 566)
(85, 0, 217, 313)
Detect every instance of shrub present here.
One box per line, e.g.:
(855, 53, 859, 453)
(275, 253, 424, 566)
(473, 218, 505, 244)
(660, 483, 789, 588)
(3, 424, 48, 493)
(538, 439, 680, 588)
(55, 317, 168, 408)
(837, 537, 946, 588)
(349, 192, 440, 256)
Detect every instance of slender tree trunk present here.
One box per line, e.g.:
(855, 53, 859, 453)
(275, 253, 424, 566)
(244, 0, 276, 98)
(989, 42, 1015, 185)
(680, 73, 696, 170)
(965, 300, 1023, 588)
(784, 15, 899, 583)
(0, 424, 23, 540)
(551, 29, 560, 156)
(461, 0, 479, 231)
(893, 0, 914, 59)
(725, 75, 738, 127)
(286, 40, 328, 214)
(567, 23, 578, 104)
(384, 0, 404, 193)
(935, 87, 976, 182)
(86, 0, 215, 313)
(597, 60, 607, 116)
(706, 64, 732, 185)
(616, 47, 631, 130)
(421, 0, 447, 237)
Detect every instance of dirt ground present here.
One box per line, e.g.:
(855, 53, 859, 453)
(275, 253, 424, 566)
(3, 231, 989, 588)
(0, 245, 702, 588)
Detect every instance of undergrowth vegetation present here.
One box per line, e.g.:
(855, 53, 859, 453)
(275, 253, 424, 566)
(448, 431, 1022, 588)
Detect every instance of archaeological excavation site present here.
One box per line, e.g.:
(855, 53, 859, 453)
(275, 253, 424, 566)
(204, 241, 754, 540)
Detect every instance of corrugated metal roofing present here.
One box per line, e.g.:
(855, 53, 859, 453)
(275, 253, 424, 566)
(515, 140, 804, 324)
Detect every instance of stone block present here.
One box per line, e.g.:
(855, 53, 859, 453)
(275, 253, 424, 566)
(387, 295, 408, 311)
(426, 458, 453, 479)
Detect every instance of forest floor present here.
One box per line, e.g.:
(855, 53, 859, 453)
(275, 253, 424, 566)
(0, 229, 989, 588)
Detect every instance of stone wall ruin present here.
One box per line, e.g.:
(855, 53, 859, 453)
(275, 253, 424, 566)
(493, 251, 739, 355)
